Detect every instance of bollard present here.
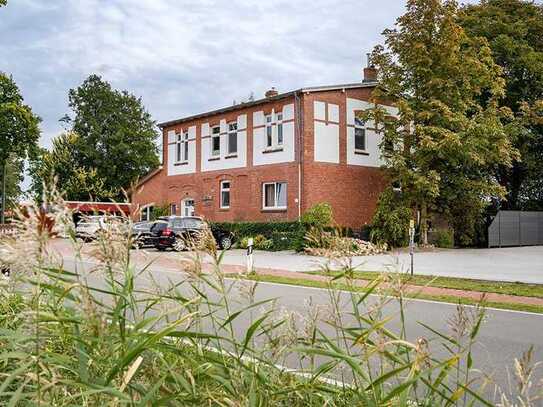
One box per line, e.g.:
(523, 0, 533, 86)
(246, 237, 254, 274)
(409, 219, 415, 277)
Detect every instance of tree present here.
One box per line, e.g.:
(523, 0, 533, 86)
(365, 0, 517, 245)
(63, 74, 160, 200)
(459, 0, 543, 210)
(0, 72, 41, 222)
(28, 132, 113, 202)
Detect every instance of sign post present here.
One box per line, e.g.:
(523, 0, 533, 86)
(409, 219, 415, 277)
(246, 237, 254, 274)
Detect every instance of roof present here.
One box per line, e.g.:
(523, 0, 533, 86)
(158, 81, 377, 129)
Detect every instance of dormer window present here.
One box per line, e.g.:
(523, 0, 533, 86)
(211, 125, 220, 156)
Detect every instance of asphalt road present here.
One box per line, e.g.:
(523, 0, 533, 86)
(56, 254, 543, 404)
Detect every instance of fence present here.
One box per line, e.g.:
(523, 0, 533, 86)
(488, 210, 543, 247)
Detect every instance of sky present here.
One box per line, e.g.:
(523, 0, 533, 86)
(1, 0, 411, 149)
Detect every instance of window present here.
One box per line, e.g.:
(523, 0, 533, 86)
(181, 199, 195, 216)
(170, 203, 177, 215)
(265, 114, 273, 148)
(276, 113, 283, 145)
(211, 126, 220, 156)
(227, 122, 237, 155)
(263, 182, 287, 210)
(175, 131, 189, 163)
(354, 117, 366, 152)
(220, 180, 231, 209)
(140, 205, 154, 221)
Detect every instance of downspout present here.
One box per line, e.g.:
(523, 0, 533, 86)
(294, 90, 303, 219)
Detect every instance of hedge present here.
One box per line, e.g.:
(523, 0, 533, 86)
(211, 221, 306, 251)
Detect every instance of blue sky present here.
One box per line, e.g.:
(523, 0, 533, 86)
(1, 0, 409, 156)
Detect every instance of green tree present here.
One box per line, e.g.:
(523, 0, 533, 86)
(0, 72, 41, 222)
(28, 132, 113, 202)
(64, 74, 160, 200)
(0, 155, 24, 213)
(459, 0, 543, 210)
(365, 0, 516, 245)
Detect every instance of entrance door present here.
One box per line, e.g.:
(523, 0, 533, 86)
(181, 199, 195, 217)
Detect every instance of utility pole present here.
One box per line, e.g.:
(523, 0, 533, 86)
(0, 161, 6, 224)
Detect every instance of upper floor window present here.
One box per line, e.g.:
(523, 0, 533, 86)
(211, 126, 220, 156)
(263, 182, 287, 210)
(175, 130, 189, 163)
(276, 113, 283, 145)
(228, 122, 237, 155)
(220, 180, 231, 209)
(265, 114, 273, 148)
(354, 117, 366, 152)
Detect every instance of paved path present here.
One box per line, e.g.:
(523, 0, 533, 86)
(214, 246, 543, 284)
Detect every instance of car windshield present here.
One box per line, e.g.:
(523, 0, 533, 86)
(150, 221, 168, 233)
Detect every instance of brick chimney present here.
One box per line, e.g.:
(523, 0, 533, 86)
(265, 87, 279, 98)
(363, 52, 378, 82)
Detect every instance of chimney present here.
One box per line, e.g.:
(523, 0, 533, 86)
(265, 87, 279, 98)
(363, 52, 377, 82)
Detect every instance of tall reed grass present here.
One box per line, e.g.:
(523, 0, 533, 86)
(0, 189, 540, 406)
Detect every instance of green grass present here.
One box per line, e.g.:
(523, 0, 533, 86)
(227, 273, 543, 314)
(304, 270, 543, 298)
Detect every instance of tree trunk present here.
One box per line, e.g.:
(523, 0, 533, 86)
(420, 201, 428, 245)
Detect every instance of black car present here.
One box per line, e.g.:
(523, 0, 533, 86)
(129, 221, 156, 248)
(150, 216, 234, 251)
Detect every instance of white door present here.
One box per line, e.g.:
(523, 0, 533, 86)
(181, 199, 195, 216)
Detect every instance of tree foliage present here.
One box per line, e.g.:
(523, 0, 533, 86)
(28, 132, 113, 202)
(0, 155, 24, 211)
(0, 72, 40, 220)
(365, 0, 517, 245)
(458, 0, 543, 210)
(58, 74, 160, 200)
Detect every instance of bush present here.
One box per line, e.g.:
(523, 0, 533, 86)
(300, 202, 333, 228)
(239, 234, 273, 250)
(370, 188, 412, 247)
(432, 228, 454, 248)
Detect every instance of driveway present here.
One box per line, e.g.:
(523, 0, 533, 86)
(216, 246, 543, 284)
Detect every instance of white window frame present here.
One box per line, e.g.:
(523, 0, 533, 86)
(276, 112, 283, 146)
(354, 118, 367, 153)
(181, 198, 195, 217)
(211, 125, 221, 157)
(265, 114, 273, 148)
(175, 130, 189, 163)
(220, 180, 231, 209)
(262, 182, 287, 210)
(227, 122, 237, 155)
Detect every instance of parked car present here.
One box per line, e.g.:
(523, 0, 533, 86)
(130, 221, 155, 248)
(150, 216, 234, 251)
(75, 215, 127, 241)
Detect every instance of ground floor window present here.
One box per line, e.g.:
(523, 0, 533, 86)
(220, 180, 231, 209)
(140, 205, 154, 221)
(170, 203, 177, 215)
(262, 182, 287, 210)
(181, 198, 195, 216)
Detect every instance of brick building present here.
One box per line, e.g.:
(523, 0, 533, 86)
(132, 68, 396, 228)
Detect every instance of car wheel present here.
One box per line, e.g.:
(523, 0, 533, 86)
(219, 235, 233, 250)
(173, 237, 187, 252)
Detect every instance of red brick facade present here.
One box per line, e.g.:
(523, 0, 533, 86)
(131, 83, 390, 229)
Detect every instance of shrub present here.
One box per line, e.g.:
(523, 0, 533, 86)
(300, 202, 333, 228)
(239, 234, 273, 250)
(432, 228, 454, 248)
(370, 188, 412, 247)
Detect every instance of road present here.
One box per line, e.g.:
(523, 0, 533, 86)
(60, 253, 543, 403)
